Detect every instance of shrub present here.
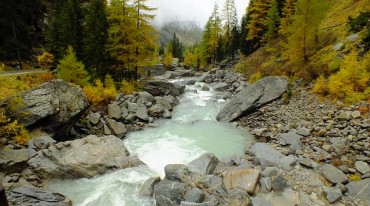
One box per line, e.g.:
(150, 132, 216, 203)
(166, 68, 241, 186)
(348, 11, 370, 32)
(163, 53, 173, 69)
(121, 80, 141, 94)
(328, 51, 370, 102)
(83, 75, 118, 108)
(313, 75, 329, 95)
(37, 52, 55, 69)
(0, 108, 30, 145)
(56, 46, 90, 86)
(248, 72, 263, 83)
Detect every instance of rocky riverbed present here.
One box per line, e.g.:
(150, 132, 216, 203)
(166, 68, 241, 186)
(0, 64, 369, 206)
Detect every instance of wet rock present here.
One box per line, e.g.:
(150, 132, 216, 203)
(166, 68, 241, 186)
(323, 187, 342, 203)
(210, 82, 228, 91)
(321, 164, 348, 184)
(139, 176, 161, 197)
(154, 179, 188, 205)
(201, 85, 210, 91)
(165, 164, 190, 181)
(87, 113, 101, 125)
(188, 153, 219, 175)
(28, 135, 143, 179)
(107, 119, 126, 138)
(217, 76, 288, 122)
(0, 79, 89, 140)
(108, 103, 121, 120)
(144, 80, 185, 97)
(0, 149, 36, 174)
(223, 168, 260, 194)
(6, 186, 72, 206)
(184, 188, 204, 203)
(354, 161, 370, 175)
(347, 179, 370, 205)
(28, 136, 56, 151)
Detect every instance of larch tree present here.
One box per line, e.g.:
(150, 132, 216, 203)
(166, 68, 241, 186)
(200, 17, 213, 64)
(83, 0, 109, 78)
(132, 0, 159, 80)
(246, 0, 272, 48)
(285, 0, 324, 63)
(222, 0, 238, 57)
(209, 3, 222, 62)
(279, 0, 297, 36)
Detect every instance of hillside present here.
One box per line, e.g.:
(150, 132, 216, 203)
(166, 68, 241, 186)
(158, 21, 203, 47)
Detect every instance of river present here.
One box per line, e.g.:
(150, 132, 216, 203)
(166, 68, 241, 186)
(48, 80, 254, 206)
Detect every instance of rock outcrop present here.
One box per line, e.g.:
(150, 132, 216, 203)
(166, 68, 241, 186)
(144, 80, 185, 97)
(217, 76, 288, 122)
(0, 79, 89, 140)
(28, 135, 143, 179)
(6, 186, 72, 206)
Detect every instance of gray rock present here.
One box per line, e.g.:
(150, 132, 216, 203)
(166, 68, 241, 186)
(144, 80, 185, 97)
(0, 149, 36, 174)
(28, 136, 56, 151)
(297, 127, 310, 137)
(354, 161, 370, 175)
(321, 164, 348, 184)
(223, 168, 260, 194)
(107, 119, 126, 138)
(155, 195, 177, 206)
(337, 112, 351, 121)
(279, 131, 303, 153)
(0, 79, 89, 140)
(217, 76, 288, 122)
(163, 110, 172, 119)
(136, 106, 149, 121)
(251, 143, 284, 167)
(121, 107, 129, 118)
(351, 111, 361, 119)
(165, 164, 190, 181)
(127, 102, 138, 113)
(198, 72, 211, 82)
(210, 82, 229, 91)
(183, 78, 197, 85)
(271, 176, 286, 191)
(188, 153, 219, 175)
(333, 42, 344, 51)
(149, 104, 165, 117)
(103, 124, 111, 135)
(139, 176, 161, 197)
(252, 128, 267, 137)
(6, 186, 72, 206)
(135, 92, 155, 105)
(347, 179, 370, 205)
(87, 113, 101, 125)
(108, 103, 121, 120)
(323, 187, 342, 203)
(184, 188, 204, 203)
(346, 34, 358, 42)
(28, 135, 143, 179)
(154, 179, 188, 205)
(163, 95, 179, 106)
(262, 167, 277, 177)
(201, 85, 210, 91)
(251, 197, 272, 206)
(173, 68, 193, 77)
(180, 201, 215, 206)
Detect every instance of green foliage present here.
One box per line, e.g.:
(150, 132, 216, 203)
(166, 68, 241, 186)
(183, 47, 199, 68)
(37, 52, 55, 69)
(171, 33, 184, 61)
(248, 72, 263, 83)
(348, 11, 370, 32)
(279, 0, 296, 35)
(121, 80, 141, 94)
(56, 46, 90, 86)
(327, 51, 370, 102)
(264, 0, 281, 43)
(246, 0, 272, 46)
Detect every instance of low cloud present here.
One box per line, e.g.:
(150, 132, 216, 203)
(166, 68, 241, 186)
(147, 0, 250, 27)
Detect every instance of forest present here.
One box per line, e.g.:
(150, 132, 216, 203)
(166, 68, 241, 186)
(0, 0, 369, 102)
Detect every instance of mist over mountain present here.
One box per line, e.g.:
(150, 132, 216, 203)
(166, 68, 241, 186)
(157, 21, 203, 47)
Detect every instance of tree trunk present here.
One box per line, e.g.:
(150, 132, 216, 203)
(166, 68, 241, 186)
(11, 16, 22, 69)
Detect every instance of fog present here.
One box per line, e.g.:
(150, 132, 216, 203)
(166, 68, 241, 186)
(147, 0, 250, 28)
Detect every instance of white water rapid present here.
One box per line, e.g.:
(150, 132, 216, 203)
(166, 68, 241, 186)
(47, 80, 255, 206)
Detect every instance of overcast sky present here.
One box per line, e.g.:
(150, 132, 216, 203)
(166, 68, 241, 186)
(147, 0, 250, 28)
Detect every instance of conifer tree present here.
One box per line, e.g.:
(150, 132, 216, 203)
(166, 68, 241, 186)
(264, 0, 280, 43)
(246, 0, 272, 48)
(171, 33, 184, 61)
(209, 3, 222, 62)
(239, 14, 253, 55)
(83, 0, 109, 78)
(222, 0, 238, 57)
(279, 0, 297, 35)
(285, 0, 324, 63)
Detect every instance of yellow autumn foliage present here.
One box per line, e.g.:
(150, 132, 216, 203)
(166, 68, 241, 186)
(0, 108, 31, 145)
(83, 76, 118, 108)
(313, 75, 328, 95)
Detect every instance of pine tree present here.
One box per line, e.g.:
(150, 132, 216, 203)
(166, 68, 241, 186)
(264, 0, 280, 43)
(285, 0, 324, 63)
(229, 25, 240, 59)
(83, 0, 109, 78)
(200, 17, 213, 64)
(171, 33, 183, 61)
(246, 0, 272, 48)
(222, 0, 238, 57)
(279, 0, 297, 35)
(239, 14, 252, 55)
(209, 3, 222, 62)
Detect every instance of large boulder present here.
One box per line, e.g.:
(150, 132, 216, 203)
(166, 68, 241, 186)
(223, 168, 260, 194)
(0, 79, 89, 140)
(217, 76, 288, 122)
(144, 80, 185, 97)
(0, 149, 36, 174)
(321, 164, 348, 184)
(28, 135, 143, 179)
(347, 179, 370, 205)
(6, 186, 72, 206)
(188, 153, 219, 175)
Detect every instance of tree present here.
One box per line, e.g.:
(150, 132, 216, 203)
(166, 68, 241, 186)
(284, 0, 324, 63)
(171, 33, 184, 61)
(209, 3, 222, 62)
(239, 14, 253, 55)
(56, 46, 89, 86)
(222, 0, 238, 57)
(264, 0, 280, 43)
(279, 0, 297, 35)
(246, 0, 272, 48)
(46, 0, 84, 59)
(83, 0, 109, 78)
